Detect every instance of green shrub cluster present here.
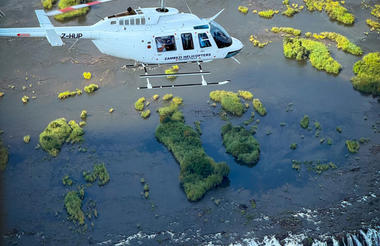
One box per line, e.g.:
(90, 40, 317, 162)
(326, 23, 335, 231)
(83, 163, 110, 186)
(172, 96, 183, 105)
(292, 160, 336, 174)
(283, 37, 341, 74)
(134, 97, 145, 111)
(345, 140, 360, 153)
(163, 94, 173, 101)
(141, 110, 151, 119)
(271, 27, 301, 36)
(84, 84, 99, 94)
(282, 3, 304, 17)
(80, 110, 87, 120)
(252, 98, 266, 116)
(158, 103, 183, 123)
(313, 32, 362, 55)
(258, 10, 278, 18)
(238, 91, 254, 100)
(300, 115, 309, 128)
(303, 0, 354, 25)
(155, 111, 229, 201)
(221, 124, 260, 166)
(249, 35, 270, 48)
(351, 52, 380, 96)
(209, 90, 245, 116)
(0, 140, 8, 171)
(366, 19, 380, 31)
(55, 0, 89, 22)
(62, 175, 73, 186)
(39, 118, 84, 157)
(58, 89, 82, 100)
(64, 190, 85, 225)
(42, 0, 55, 10)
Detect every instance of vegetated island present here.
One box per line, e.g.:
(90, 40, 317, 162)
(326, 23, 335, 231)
(221, 123, 260, 166)
(283, 37, 341, 75)
(155, 101, 229, 201)
(303, 0, 355, 25)
(39, 118, 84, 157)
(83, 163, 110, 186)
(351, 52, 380, 97)
(209, 90, 247, 116)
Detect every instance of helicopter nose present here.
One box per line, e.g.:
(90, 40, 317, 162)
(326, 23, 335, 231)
(225, 37, 244, 58)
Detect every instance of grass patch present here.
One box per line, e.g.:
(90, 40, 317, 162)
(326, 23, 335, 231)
(271, 27, 301, 36)
(42, 0, 55, 9)
(303, 0, 354, 25)
(366, 19, 380, 31)
(249, 35, 270, 48)
(58, 89, 82, 100)
(258, 10, 278, 18)
(172, 97, 183, 105)
(290, 143, 297, 150)
(237, 91, 253, 100)
(135, 97, 145, 111)
(283, 37, 341, 74)
(282, 2, 304, 17)
(83, 163, 110, 186)
(141, 110, 151, 119)
(238, 6, 249, 14)
(252, 98, 267, 116)
(0, 140, 8, 171)
(39, 118, 84, 157)
(84, 84, 99, 94)
(221, 123, 260, 166)
(62, 175, 73, 186)
(155, 107, 229, 201)
(64, 190, 85, 225)
(351, 52, 380, 97)
(300, 115, 310, 129)
(163, 94, 173, 101)
(312, 32, 362, 55)
(345, 140, 360, 153)
(55, 0, 89, 22)
(80, 110, 87, 120)
(209, 90, 245, 116)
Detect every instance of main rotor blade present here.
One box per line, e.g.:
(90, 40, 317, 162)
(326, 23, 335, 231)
(46, 0, 112, 16)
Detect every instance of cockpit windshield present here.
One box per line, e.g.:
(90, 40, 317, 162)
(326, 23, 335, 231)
(210, 21, 232, 48)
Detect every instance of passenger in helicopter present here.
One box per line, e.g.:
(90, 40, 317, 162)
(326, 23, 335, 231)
(127, 7, 136, 15)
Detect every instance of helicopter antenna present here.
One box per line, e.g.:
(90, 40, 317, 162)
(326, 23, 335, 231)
(183, 0, 192, 14)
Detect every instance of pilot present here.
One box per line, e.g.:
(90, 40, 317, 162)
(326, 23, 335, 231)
(156, 38, 166, 52)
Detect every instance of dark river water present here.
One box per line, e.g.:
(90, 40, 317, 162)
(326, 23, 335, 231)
(0, 0, 379, 245)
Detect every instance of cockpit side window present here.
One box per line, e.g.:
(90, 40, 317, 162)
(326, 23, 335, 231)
(155, 35, 177, 52)
(198, 33, 211, 48)
(210, 21, 232, 48)
(181, 33, 194, 50)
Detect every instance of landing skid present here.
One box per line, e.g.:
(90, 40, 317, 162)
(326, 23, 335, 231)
(136, 62, 230, 90)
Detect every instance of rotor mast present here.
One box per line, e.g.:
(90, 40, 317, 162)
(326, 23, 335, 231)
(157, 0, 168, 12)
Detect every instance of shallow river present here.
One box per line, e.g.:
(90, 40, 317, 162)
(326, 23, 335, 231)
(0, 0, 379, 245)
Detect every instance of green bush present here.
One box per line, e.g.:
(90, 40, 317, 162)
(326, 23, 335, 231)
(39, 118, 73, 157)
(303, 0, 355, 25)
(84, 84, 99, 94)
(64, 190, 85, 225)
(141, 109, 151, 119)
(80, 110, 87, 120)
(134, 97, 145, 111)
(366, 19, 380, 31)
(351, 52, 380, 96)
(67, 120, 84, 144)
(258, 9, 277, 18)
(283, 37, 341, 74)
(345, 140, 360, 153)
(271, 27, 301, 36)
(252, 98, 267, 116)
(300, 115, 309, 129)
(238, 90, 254, 100)
(314, 32, 362, 55)
(209, 90, 245, 116)
(221, 124, 260, 166)
(62, 175, 73, 186)
(156, 116, 229, 201)
(83, 163, 110, 186)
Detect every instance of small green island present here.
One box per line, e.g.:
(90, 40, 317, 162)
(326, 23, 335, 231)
(39, 118, 84, 157)
(221, 123, 260, 166)
(83, 163, 110, 186)
(210, 90, 245, 116)
(351, 52, 380, 97)
(155, 102, 229, 201)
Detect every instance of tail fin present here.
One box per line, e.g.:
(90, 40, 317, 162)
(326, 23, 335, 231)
(35, 10, 63, 46)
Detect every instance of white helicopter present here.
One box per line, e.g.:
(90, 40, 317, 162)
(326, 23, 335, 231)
(0, 0, 244, 89)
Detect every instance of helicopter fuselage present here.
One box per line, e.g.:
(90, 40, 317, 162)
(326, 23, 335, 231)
(0, 7, 243, 64)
